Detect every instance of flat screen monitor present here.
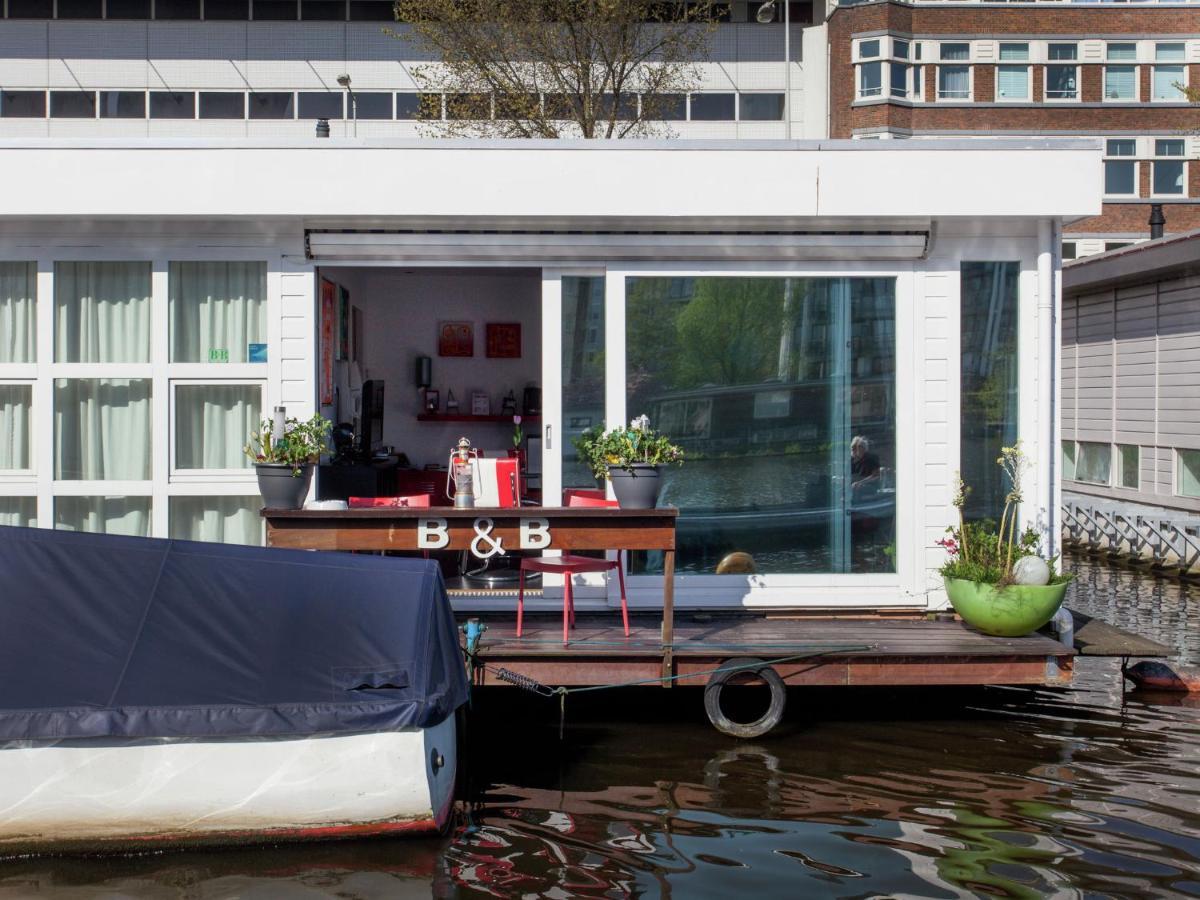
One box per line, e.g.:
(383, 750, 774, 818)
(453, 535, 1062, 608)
(360, 380, 384, 455)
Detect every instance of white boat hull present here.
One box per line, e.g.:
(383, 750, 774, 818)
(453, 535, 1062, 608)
(0, 714, 456, 854)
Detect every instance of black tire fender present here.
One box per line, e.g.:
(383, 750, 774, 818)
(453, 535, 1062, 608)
(703, 657, 787, 739)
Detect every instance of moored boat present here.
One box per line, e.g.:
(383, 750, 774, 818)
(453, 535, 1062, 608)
(1124, 660, 1200, 693)
(0, 525, 468, 854)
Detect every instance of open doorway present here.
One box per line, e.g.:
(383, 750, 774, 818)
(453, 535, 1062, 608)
(313, 266, 542, 520)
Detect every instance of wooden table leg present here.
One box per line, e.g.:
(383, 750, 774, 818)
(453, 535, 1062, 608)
(661, 548, 675, 685)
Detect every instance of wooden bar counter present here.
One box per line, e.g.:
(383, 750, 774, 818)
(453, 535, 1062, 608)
(263, 505, 679, 654)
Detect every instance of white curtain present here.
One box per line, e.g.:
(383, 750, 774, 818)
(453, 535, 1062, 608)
(54, 262, 151, 363)
(55, 496, 150, 536)
(0, 498, 35, 528)
(0, 385, 31, 470)
(175, 384, 260, 469)
(169, 496, 262, 545)
(54, 379, 152, 480)
(0, 262, 35, 364)
(170, 262, 267, 363)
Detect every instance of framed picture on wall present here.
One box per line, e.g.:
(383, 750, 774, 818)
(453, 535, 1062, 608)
(438, 321, 474, 357)
(319, 279, 336, 405)
(485, 322, 521, 358)
(337, 286, 350, 360)
(471, 392, 491, 416)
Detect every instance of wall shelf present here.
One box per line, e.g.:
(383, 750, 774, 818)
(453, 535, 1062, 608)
(417, 413, 540, 423)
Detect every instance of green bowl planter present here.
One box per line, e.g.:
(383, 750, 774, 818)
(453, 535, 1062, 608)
(943, 577, 1069, 638)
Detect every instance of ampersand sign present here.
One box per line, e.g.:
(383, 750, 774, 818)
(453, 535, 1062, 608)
(470, 518, 506, 559)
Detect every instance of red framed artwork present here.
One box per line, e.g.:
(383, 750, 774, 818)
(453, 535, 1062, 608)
(438, 321, 474, 357)
(485, 322, 521, 359)
(319, 279, 336, 405)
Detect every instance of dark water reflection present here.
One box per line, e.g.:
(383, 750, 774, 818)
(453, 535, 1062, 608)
(4, 554, 1199, 898)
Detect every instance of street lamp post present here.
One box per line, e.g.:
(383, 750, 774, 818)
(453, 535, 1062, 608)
(757, 1, 792, 140)
(337, 73, 357, 138)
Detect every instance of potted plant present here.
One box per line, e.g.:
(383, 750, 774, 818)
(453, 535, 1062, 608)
(938, 443, 1073, 637)
(573, 415, 684, 509)
(245, 412, 332, 510)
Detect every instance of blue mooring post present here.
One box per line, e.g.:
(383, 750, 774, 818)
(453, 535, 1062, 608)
(463, 618, 487, 656)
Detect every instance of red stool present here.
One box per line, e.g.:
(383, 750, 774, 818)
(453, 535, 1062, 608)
(517, 493, 629, 644)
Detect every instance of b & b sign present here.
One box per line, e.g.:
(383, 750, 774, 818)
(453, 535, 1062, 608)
(417, 517, 551, 559)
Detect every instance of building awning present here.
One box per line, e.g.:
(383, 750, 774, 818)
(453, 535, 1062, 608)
(304, 227, 931, 263)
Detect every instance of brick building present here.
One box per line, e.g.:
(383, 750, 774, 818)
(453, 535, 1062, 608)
(827, 0, 1200, 256)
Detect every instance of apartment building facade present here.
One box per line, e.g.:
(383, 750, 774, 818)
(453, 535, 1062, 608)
(828, 0, 1200, 257)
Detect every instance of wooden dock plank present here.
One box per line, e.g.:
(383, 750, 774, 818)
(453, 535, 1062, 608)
(1068, 608, 1175, 658)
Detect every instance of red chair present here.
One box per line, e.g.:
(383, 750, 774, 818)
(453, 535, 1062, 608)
(348, 494, 432, 508)
(517, 493, 628, 644)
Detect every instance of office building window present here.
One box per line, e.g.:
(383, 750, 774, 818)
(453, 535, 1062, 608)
(996, 65, 1030, 101)
(1152, 139, 1186, 196)
(298, 92, 342, 119)
(1, 91, 45, 118)
(740, 93, 784, 120)
(49, 91, 96, 118)
(106, 0, 151, 15)
(858, 39, 881, 60)
(252, 0, 297, 18)
(1104, 139, 1137, 197)
(155, 0, 200, 17)
(1104, 65, 1137, 101)
(690, 93, 736, 120)
(100, 91, 145, 118)
(999, 42, 1028, 61)
(199, 92, 245, 119)
(6, 0, 52, 16)
(940, 42, 969, 61)
(150, 91, 195, 119)
(248, 92, 295, 119)
(300, 0, 343, 18)
(1062, 242, 1077, 261)
(348, 0, 391, 18)
(643, 93, 687, 121)
(57, 0, 102, 17)
(352, 92, 394, 120)
(204, 0, 249, 17)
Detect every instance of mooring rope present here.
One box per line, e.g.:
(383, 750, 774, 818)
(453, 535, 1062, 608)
(480, 645, 871, 739)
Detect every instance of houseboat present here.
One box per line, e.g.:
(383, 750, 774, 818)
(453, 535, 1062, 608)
(0, 137, 1098, 617)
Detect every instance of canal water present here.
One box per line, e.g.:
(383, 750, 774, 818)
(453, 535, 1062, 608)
(3, 553, 1198, 898)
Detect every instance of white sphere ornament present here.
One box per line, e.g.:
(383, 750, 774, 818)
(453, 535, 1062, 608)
(1012, 555, 1051, 586)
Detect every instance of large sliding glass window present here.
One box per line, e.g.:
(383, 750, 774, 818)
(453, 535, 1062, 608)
(625, 276, 896, 575)
(169, 496, 262, 544)
(55, 496, 150, 536)
(170, 261, 267, 363)
(960, 262, 1019, 523)
(174, 383, 261, 470)
(0, 497, 35, 528)
(54, 378, 152, 480)
(562, 277, 606, 490)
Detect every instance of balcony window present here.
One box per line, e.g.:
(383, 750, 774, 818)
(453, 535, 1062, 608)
(1046, 65, 1078, 100)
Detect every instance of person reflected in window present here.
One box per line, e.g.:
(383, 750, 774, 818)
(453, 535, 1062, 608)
(850, 435, 881, 502)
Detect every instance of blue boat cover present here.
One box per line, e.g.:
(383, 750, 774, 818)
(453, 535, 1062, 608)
(0, 525, 468, 740)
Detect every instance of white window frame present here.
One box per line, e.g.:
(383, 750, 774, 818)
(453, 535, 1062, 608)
(995, 65, 1032, 102)
(1103, 139, 1139, 199)
(0, 379, 36, 480)
(856, 38, 883, 62)
(0, 245, 283, 541)
(1044, 66, 1080, 103)
(1178, 448, 1200, 499)
(1103, 64, 1139, 102)
(169, 379, 267, 481)
(602, 260, 919, 609)
(1151, 138, 1187, 198)
(1151, 65, 1188, 103)
(936, 65, 972, 102)
(858, 60, 884, 99)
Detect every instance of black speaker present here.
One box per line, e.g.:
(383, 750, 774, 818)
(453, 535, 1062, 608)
(415, 356, 432, 389)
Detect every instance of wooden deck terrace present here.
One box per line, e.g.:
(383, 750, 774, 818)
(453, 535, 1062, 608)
(460, 612, 1077, 690)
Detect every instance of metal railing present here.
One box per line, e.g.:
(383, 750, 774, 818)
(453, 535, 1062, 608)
(1062, 500, 1200, 575)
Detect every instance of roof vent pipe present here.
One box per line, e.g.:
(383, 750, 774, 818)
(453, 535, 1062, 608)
(315, 118, 330, 138)
(1149, 203, 1165, 240)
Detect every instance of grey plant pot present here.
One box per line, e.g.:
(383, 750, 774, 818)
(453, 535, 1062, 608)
(607, 463, 662, 509)
(256, 463, 314, 510)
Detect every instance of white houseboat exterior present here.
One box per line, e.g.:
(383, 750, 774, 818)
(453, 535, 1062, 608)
(0, 137, 1100, 613)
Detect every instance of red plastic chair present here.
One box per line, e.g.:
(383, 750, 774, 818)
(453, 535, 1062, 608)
(348, 494, 432, 508)
(518, 493, 628, 644)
